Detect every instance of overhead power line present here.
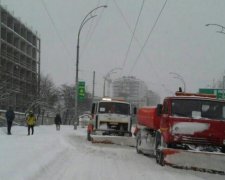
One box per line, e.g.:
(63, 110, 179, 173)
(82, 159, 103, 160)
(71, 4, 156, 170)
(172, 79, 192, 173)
(40, 0, 73, 60)
(113, 0, 132, 31)
(121, 0, 146, 69)
(113, 0, 171, 97)
(129, 0, 168, 74)
(113, 0, 161, 79)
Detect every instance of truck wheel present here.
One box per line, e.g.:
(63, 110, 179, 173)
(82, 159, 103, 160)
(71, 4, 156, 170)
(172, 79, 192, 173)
(156, 149, 165, 166)
(136, 133, 142, 154)
(155, 132, 167, 148)
(155, 132, 166, 166)
(160, 135, 168, 148)
(124, 132, 132, 137)
(87, 132, 91, 141)
(221, 146, 225, 153)
(154, 131, 161, 155)
(129, 132, 132, 137)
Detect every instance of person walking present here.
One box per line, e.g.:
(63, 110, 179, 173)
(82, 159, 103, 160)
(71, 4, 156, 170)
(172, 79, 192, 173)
(5, 106, 15, 135)
(26, 111, 36, 135)
(54, 114, 62, 131)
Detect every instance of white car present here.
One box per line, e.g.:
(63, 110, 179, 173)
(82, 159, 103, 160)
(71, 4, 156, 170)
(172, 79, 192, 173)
(79, 114, 91, 128)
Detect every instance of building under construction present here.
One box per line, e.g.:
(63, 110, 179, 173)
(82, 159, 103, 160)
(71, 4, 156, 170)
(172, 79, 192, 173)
(0, 5, 40, 112)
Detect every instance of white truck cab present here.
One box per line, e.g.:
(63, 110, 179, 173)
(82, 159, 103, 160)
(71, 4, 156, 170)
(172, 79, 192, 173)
(89, 98, 132, 136)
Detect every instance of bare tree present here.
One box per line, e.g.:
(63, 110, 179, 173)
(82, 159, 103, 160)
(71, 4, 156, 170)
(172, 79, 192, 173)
(206, 74, 225, 90)
(39, 74, 59, 108)
(60, 84, 75, 124)
(26, 74, 60, 124)
(59, 84, 92, 125)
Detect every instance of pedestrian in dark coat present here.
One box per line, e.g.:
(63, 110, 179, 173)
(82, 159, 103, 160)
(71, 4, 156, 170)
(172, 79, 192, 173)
(54, 114, 62, 130)
(5, 106, 15, 135)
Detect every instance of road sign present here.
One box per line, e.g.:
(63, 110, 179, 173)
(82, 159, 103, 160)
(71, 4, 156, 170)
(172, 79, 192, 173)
(78, 81, 85, 101)
(199, 88, 225, 99)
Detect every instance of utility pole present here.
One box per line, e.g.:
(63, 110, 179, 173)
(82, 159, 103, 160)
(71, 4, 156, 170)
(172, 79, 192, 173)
(92, 71, 95, 104)
(223, 76, 225, 99)
(74, 5, 107, 130)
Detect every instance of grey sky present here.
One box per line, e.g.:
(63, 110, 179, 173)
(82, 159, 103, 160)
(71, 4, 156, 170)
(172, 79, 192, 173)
(1, 0, 225, 100)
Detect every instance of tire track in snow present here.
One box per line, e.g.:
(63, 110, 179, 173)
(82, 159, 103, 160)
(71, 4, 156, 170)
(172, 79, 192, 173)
(28, 132, 223, 180)
(30, 148, 72, 180)
(28, 133, 146, 180)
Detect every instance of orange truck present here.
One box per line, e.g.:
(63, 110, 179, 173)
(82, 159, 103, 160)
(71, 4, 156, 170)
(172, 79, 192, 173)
(135, 92, 225, 174)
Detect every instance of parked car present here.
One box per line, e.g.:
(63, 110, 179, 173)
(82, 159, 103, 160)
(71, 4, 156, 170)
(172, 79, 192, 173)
(79, 114, 91, 128)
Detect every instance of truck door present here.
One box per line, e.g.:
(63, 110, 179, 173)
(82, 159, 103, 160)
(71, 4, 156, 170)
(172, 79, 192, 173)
(195, 101, 225, 146)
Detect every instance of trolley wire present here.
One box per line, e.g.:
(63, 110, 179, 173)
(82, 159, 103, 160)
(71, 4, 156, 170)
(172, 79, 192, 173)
(113, 0, 157, 78)
(40, 0, 73, 60)
(129, 0, 168, 74)
(113, 0, 172, 95)
(121, 0, 146, 69)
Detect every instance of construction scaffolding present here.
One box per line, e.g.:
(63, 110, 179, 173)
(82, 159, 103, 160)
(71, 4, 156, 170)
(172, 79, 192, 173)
(0, 5, 40, 112)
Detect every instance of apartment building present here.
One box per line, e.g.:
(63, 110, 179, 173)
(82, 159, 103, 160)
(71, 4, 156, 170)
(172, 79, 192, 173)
(0, 5, 40, 112)
(112, 76, 148, 107)
(112, 76, 160, 107)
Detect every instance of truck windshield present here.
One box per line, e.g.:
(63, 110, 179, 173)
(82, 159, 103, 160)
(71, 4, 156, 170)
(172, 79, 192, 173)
(98, 102, 130, 115)
(171, 99, 225, 120)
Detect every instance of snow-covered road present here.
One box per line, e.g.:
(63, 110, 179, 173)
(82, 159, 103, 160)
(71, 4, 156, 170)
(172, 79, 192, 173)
(0, 125, 224, 180)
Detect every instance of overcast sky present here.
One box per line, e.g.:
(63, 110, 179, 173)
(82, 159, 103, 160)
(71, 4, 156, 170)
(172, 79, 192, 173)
(1, 0, 225, 100)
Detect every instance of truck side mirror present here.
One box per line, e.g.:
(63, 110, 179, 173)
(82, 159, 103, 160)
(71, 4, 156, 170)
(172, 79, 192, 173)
(157, 104, 163, 116)
(133, 107, 137, 115)
(91, 103, 96, 115)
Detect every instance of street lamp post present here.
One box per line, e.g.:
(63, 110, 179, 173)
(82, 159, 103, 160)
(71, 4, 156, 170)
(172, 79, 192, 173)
(169, 72, 186, 92)
(206, 23, 225, 34)
(74, 5, 107, 129)
(103, 68, 121, 97)
(223, 76, 225, 99)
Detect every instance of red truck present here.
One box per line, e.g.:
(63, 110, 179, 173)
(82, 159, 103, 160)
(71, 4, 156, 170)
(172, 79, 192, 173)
(135, 92, 225, 174)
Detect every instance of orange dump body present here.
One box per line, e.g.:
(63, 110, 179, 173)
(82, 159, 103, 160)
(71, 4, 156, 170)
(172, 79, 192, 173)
(137, 106, 160, 130)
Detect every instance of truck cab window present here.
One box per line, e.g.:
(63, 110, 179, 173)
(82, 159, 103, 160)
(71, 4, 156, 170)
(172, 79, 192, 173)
(171, 99, 200, 117)
(98, 102, 130, 115)
(201, 101, 225, 120)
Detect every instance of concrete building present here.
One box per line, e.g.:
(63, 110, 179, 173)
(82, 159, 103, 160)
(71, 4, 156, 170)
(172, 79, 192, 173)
(146, 90, 161, 106)
(0, 5, 40, 112)
(112, 76, 148, 107)
(112, 76, 160, 107)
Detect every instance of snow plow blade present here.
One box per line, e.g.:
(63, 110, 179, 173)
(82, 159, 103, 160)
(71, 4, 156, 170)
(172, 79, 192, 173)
(91, 135, 136, 147)
(158, 148, 225, 174)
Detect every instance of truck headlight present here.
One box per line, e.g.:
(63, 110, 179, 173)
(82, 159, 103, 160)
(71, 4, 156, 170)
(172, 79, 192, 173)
(223, 140, 225, 145)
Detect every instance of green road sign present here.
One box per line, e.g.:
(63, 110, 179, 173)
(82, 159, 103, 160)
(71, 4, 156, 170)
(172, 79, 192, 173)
(199, 88, 225, 99)
(78, 81, 85, 101)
